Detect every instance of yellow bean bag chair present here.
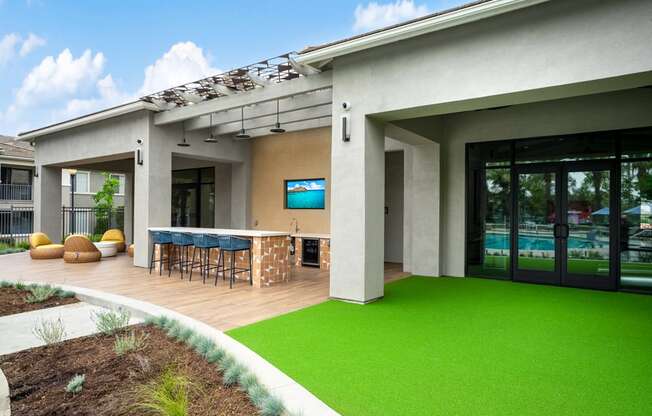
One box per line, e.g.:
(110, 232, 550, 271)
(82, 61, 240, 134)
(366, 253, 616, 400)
(128, 244, 134, 257)
(101, 229, 126, 252)
(29, 232, 64, 260)
(63, 234, 101, 263)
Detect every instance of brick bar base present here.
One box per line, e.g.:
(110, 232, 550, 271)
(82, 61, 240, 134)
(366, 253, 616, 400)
(154, 235, 291, 288)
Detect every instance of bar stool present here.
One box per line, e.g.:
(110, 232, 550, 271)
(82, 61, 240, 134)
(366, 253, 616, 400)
(149, 231, 172, 275)
(189, 233, 221, 283)
(217, 235, 252, 288)
(169, 232, 194, 279)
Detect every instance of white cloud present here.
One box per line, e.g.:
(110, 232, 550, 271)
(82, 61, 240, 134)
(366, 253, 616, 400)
(19, 33, 46, 57)
(15, 48, 106, 108)
(0, 33, 21, 64)
(139, 41, 219, 96)
(353, 0, 430, 32)
(1, 41, 219, 135)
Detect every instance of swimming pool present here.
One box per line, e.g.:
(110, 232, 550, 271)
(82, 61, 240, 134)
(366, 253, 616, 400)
(485, 233, 606, 250)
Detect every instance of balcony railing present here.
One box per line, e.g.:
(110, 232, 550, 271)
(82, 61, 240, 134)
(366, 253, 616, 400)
(0, 184, 32, 201)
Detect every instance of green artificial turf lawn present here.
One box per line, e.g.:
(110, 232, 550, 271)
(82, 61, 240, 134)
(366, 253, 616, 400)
(228, 277, 652, 416)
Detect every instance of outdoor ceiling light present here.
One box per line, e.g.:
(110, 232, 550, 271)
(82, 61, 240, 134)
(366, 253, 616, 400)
(177, 121, 190, 147)
(235, 107, 250, 139)
(204, 113, 218, 143)
(270, 99, 285, 134)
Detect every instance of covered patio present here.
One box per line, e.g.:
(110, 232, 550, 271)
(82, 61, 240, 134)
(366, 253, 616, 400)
(0, 251, 407, 330)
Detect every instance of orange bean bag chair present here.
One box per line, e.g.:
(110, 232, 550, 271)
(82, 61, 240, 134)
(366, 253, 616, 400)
(101, 229, 126, 252)
(63, 234, 101, 263)
(29, 232, 64, 260)
(127, 244, 134, 257)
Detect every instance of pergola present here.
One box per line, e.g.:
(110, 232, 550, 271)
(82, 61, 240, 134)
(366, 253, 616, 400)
(142, 53, 333, 139)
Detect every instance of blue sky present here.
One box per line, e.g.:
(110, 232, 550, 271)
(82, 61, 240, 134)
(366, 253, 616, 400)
(287, 179, 326, 191)
(0, 0, 464, 136)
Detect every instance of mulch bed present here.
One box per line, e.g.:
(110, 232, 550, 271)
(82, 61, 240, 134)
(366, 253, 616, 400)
(0, 287, 79, 317)
(0, 325, 258, 416)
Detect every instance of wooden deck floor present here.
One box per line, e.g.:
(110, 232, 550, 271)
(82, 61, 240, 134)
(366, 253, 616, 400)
(0, 252, 409, 331)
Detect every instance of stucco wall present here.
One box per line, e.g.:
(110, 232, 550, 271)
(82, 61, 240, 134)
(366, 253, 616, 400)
(249, 127, 331, 234)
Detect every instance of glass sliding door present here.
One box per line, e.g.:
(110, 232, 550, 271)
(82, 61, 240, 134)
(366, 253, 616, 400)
(171, 167, 215, 227)
(513, 166, 561, 285)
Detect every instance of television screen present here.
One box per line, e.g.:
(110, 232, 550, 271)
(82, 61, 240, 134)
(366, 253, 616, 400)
(285, 178, 326, 209)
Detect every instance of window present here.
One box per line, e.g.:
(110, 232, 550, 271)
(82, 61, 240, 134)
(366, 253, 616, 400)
(110, 174, 126, 195)
(62, 171, 90, 192)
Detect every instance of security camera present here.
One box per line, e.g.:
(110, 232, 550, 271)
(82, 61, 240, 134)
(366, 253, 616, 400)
(136, 138, 143, 145)
(342, 101, 351, 111)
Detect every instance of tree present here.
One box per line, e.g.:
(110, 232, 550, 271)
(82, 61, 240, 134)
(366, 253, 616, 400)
(93, 173, 120, 234)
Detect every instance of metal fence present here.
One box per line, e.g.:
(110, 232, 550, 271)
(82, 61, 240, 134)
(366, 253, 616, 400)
(62, 206, 124, 239)
(0, 184, 32, 201)
(0, 206, 34, 245)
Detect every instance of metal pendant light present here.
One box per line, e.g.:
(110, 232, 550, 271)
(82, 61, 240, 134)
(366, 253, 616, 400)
(235, 107, 250, 139)
(204, 112, 217, 143)
(177, 121, 190, 147)
(270, 99, 285, 134)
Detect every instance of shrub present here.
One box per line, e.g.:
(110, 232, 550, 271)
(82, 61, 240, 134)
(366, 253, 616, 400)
(32, 317, 66, 345)
(25, 284, 58, 303)
(176, 327, 195, 343)
(65, 374, 85, 394)
(247, 382, 269, 408)
(16, 241, 30, 250)
(260, 395, 285, 416)
(222, 363, 246, 387)
(92, 308, 131, 335)
(137, 367, 192, 416)
(114, 330, 149, 355)
(205, 347, 225, 364)
(56, 289, 76, 298)
(14, 281, 26, 290)
(0, 280, 12, 288)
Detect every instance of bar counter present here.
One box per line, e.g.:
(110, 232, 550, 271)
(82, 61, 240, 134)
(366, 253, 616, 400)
(148, 227, 291, 287)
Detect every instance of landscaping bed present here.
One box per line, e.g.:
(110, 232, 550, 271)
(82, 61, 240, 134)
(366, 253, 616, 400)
(1, 324, 259, 416)
(0, 284, 78, 317)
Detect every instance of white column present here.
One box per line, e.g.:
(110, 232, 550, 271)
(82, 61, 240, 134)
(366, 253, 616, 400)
(330, 112, 385, 303)
(33, 165, 62, 241)
(133, 135, 172, 267)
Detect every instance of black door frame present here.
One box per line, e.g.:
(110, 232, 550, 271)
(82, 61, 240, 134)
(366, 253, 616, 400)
(511, 160, 618, 290)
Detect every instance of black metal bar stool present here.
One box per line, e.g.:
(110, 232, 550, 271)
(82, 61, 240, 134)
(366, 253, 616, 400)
(149, 231, 172, 275)
(216, 235, 252, 288)
(169, 232, 194, 279)
(189, 233, 221, 283)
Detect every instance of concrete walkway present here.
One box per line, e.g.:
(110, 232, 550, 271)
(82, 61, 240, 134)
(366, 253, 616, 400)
(0, 302, 142, 356)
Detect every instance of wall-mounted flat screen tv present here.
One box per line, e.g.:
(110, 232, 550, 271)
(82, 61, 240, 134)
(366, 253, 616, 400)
(285, 178, 326, 209)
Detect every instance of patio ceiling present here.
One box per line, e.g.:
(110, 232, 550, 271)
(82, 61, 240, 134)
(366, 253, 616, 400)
(144, 52, 333, 138)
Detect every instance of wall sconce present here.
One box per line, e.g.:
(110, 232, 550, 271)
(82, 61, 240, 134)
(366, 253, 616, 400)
(136, 138, 144, 165)
(341, 114, 350, 142)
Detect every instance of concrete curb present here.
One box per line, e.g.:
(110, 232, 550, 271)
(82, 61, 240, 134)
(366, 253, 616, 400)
(0, 368, 9, 416)
(17, 280, 339, 416)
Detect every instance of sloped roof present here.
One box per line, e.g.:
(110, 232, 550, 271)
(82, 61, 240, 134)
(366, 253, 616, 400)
(299, 0, 491, 54)
(0, 135, 34, 159)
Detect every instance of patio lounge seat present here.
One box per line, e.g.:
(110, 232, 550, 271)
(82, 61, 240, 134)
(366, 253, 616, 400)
(63, 234, 101, 263)
(29, 232, 64, 260)
(101, 228, 126, 252)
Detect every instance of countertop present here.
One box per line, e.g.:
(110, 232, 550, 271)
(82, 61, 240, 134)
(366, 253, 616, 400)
(148, 227, 290, 238)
